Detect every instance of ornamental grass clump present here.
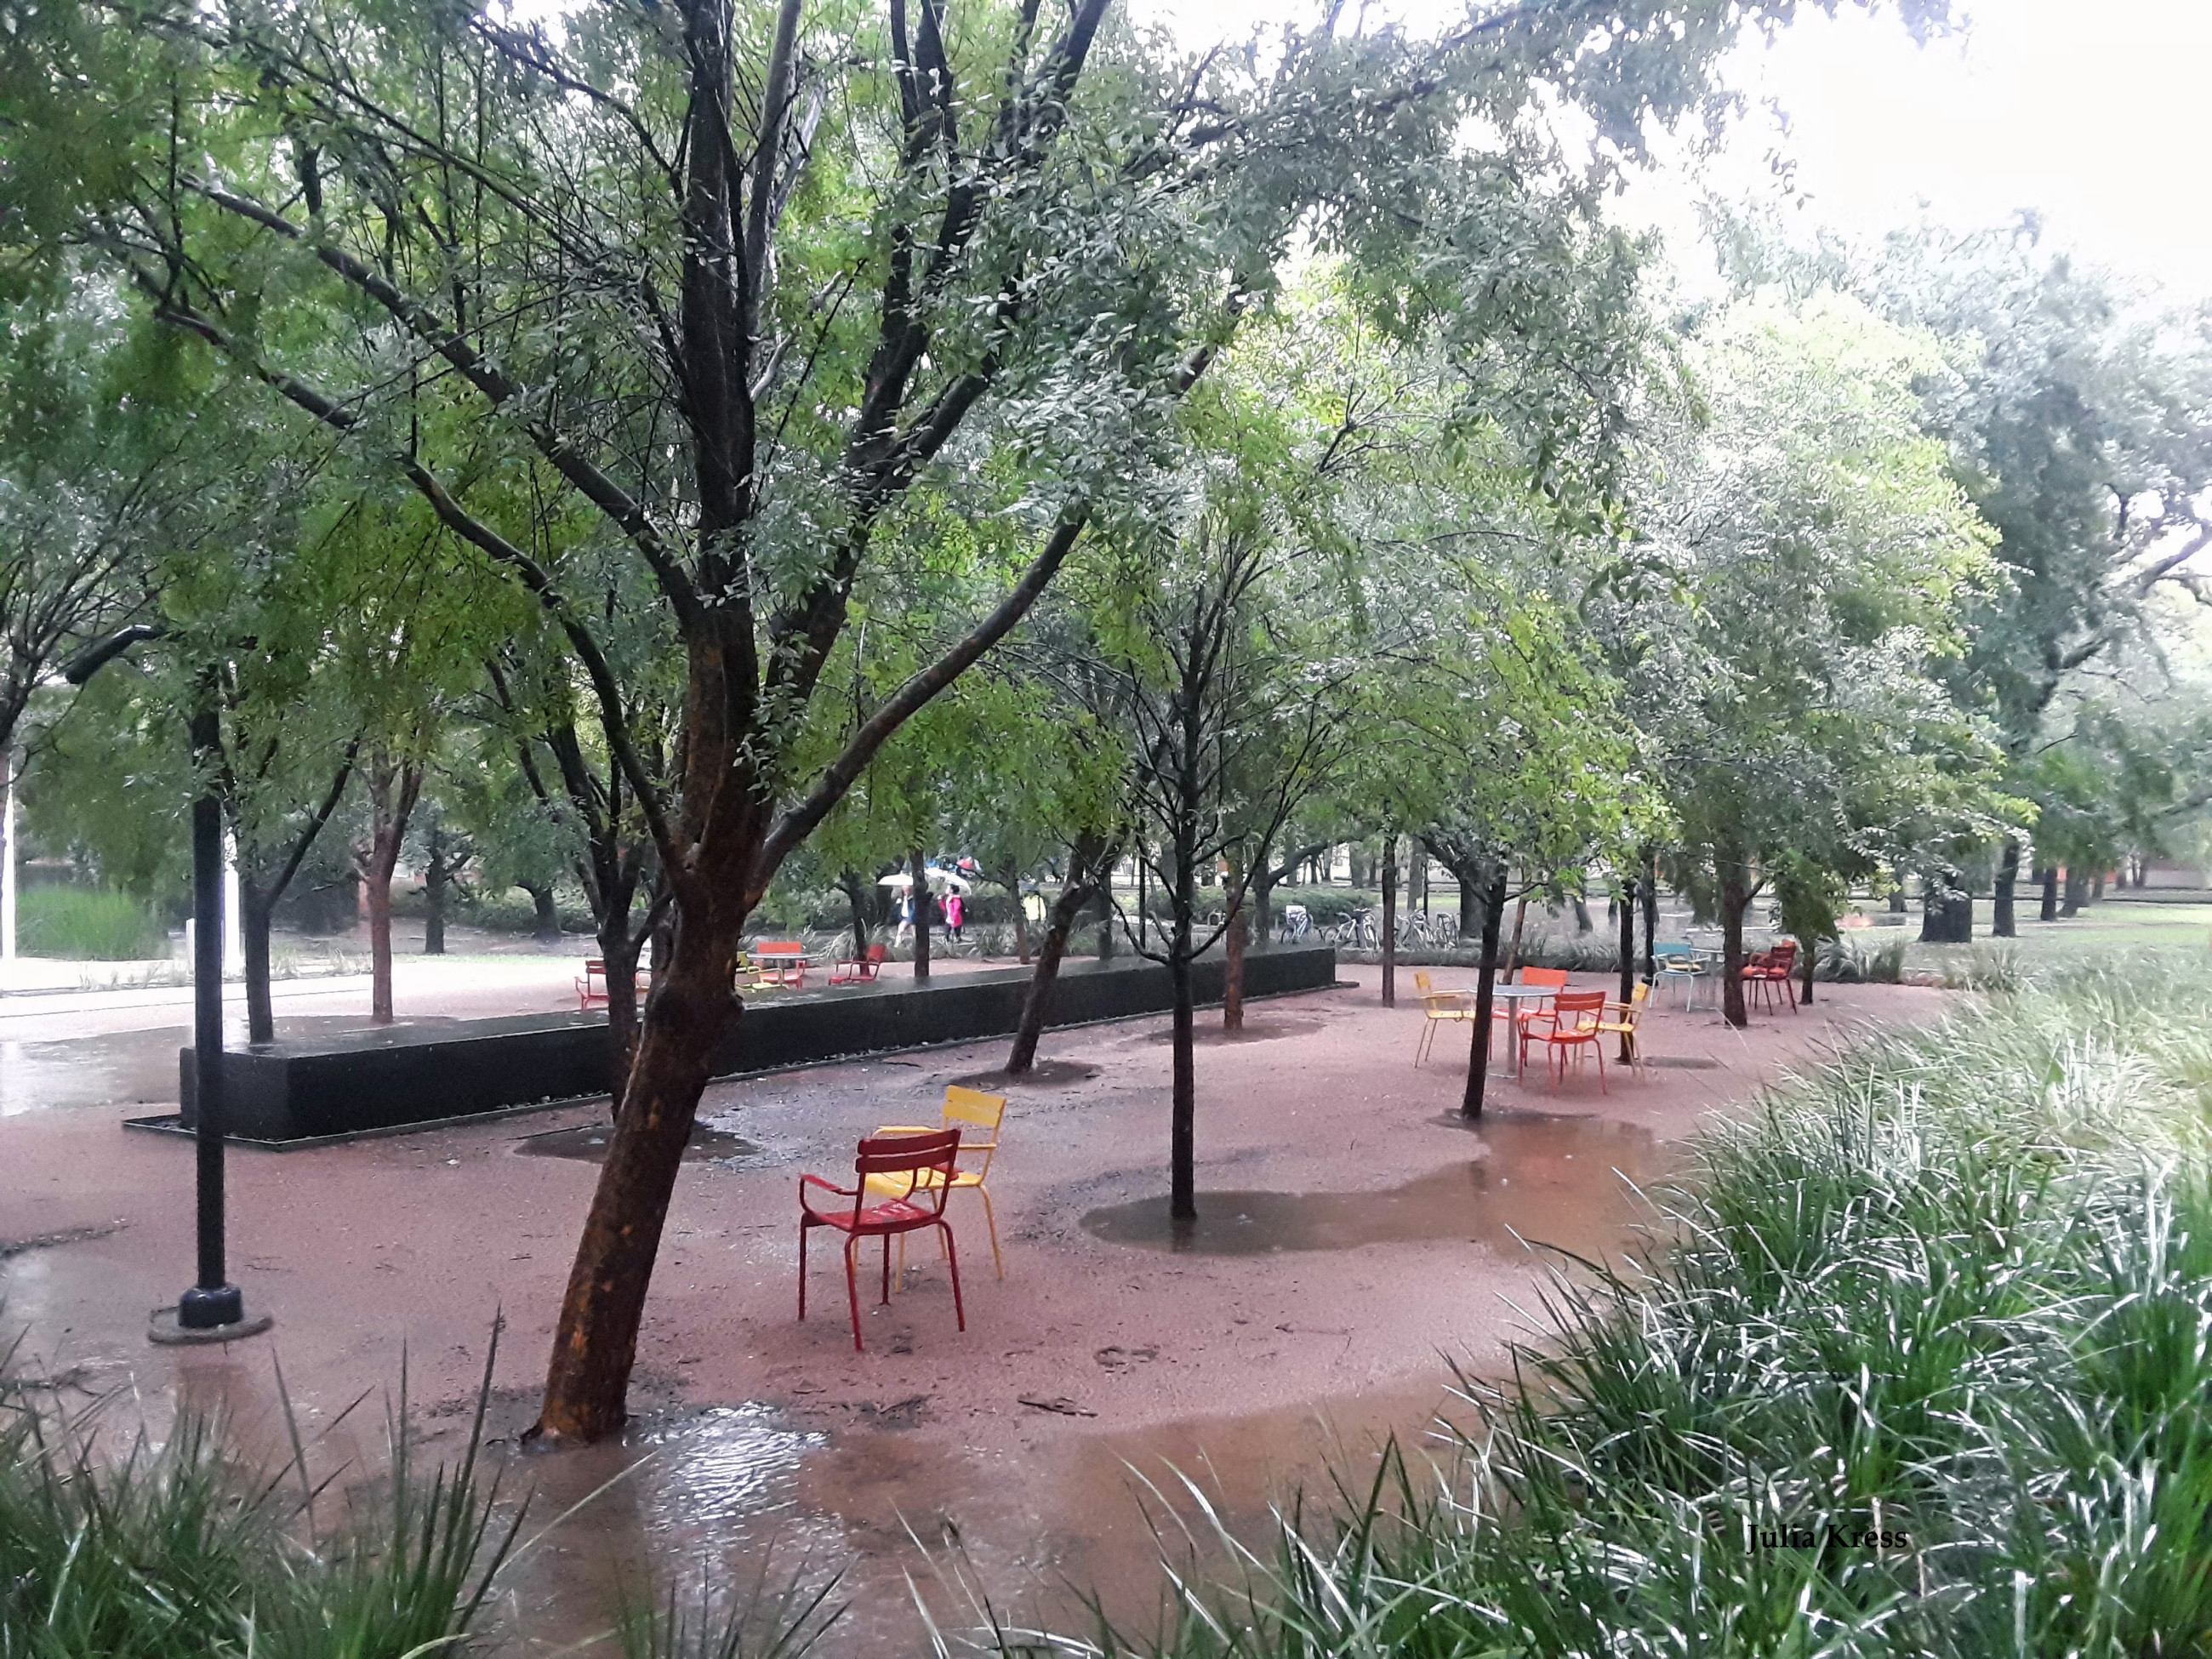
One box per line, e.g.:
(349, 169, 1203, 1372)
(0, 1342, 519, 1657)
(1033, 952, 2212, 1657)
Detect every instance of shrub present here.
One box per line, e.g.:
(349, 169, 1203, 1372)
(16, 886, 168, 960)
(1007, 951, 2212, 1657)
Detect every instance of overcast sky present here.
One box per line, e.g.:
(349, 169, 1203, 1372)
(1127, 0, 2210, 300)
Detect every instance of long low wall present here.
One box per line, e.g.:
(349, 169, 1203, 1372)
(178, 945, 1337, 1143)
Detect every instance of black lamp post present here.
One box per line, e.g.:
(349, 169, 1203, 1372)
(65, 629, 270, 1343)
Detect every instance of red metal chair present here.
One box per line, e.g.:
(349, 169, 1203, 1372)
(830, 943, 887, 985)
(1519, 989, 1611, 1093)
(799, 1129, 966, 1352)
(1743, 941, 1799, 1015)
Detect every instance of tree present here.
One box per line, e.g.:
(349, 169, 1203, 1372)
(16, 0, 1955, 1440)
(1611, 293, 1999, 1024)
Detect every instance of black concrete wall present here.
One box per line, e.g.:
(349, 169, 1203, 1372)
(181, 945, 1337, 1142)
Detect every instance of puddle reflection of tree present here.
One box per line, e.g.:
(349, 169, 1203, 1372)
(1082, 1111, 1675, 1265)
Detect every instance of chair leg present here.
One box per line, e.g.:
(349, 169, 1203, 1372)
(978, 1185, 1004, 1280)
(798, 1222, 809, 1321)
(881, 1234, 892, 1305)
(844, 1235, 864, 1353)
(1415, 1019, 1432, 1066)
(940, 1222, 966, 1332)
(1594, 1042, 1607, 1095)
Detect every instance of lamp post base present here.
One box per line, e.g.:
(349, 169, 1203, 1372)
(149, 1291, 272, 1347)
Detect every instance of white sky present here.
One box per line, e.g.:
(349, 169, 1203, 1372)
(1128, 0, 2212, 300)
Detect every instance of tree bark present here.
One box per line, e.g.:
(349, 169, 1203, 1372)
(1991, 840, 2021, 938)
(1379, 833, 1397, 1008)
(998, 863, 1030, 964)
(1616, 875, 1635, 988)
(909, 847, 930, 983)
(1502, 892, 1529, 981)
(1889, 881, 1908, 914)
(1719, 858, 1750, 1029)
(423, 820, 449, 955)
(1571, 892, 1593, 933)
(1005, 835, 1112, 1075)
(2061, 867, 2088, 917)
(1223, 899, 1247, 1031)
(1920, 885, 1973, 944)
(355, 755, 422, 1025)
(523, 881, 562, 940)
(600, 910, 647, 1102)
(1799, 934, 1816, 1006)
(242, 892, 276, 1044)
(1461, 865, 1508, 1120)
(2038, 864, 2060, 921)
(1641, 848, 1658, 984)
(837, 868, 870, 954)
(2090, 869, 2106, 902)
(533, 909, 738, 1443)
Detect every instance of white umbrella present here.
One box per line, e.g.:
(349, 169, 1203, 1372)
(877, 868, 972, 892)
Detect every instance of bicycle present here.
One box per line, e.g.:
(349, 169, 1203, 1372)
(1277, 904, 1313, 944)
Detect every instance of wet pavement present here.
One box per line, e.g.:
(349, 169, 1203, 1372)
(0, 968, 1951, 1657)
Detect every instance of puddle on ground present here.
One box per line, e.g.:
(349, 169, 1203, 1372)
(1080, 1112, 1671, 1267)
(488, 1382, 1476, 1658)
(947, 1059, 1100, 1089)
(514, 1122, 761, 1163)
(1143, 1016, 1326, 1046)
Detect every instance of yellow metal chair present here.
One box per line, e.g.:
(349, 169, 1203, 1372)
(1597, 982, 1650, 1078)
(869, 1086, 1008, 1280)
(1412, 970, 1475, 1067)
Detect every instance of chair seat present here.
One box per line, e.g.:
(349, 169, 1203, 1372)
(804, 1196, 933, 1233)
(864, 1167, 982, 1195)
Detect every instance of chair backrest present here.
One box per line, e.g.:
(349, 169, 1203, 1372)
(1654, 942, 1694, 963)
(1413, 970, 1434, 994)
(759, 940, 804, 959)
(942, 1086, 1006, 1179)
(1521, 966, 1570, 990)
(866, 944, 887, 964)
(1552, 989, 1608, 1029)
(856, 1128, 961, 1214)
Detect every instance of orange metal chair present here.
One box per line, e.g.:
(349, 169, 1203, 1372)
(1742, 941, 1799, 1015)
(799, 1129, 966, 1352)
(1598, 982, 1650, 1078)
(868, 1086, 1009, 1280)
(1413, 970, 1476, 1066)
(1493, 966, 1568, 1055)
(1519, 989, 1611, 1093)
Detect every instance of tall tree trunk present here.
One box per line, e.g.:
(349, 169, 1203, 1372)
(909, 847, 930, 983)
(523, 881, 562, 940)
(423, 823, 448, 956)
(1223, 899, 1247, 1030)
(2038, 864, 2060, 921)
(2090, 869, 2106, 902)
(1889, 880, 1908, 914)
(1799, 934, 1816, 1006)
(1168, 834, 1197, 1224)
(1460, 868, 1485, 938)
(1991, 840, 2021, 938)
(533, 905, 740, 1444)
(1502, 890, 1528, 981)
(1719, 855, 1750, 1029)
(1462, 864, 1508, 1120)
(356, 755, 422, 1025)
(1379, 833, 1397, 1008)
(1005, 835, 1111, 1075)
(1641, 849, 1659, 984)
(242, 890, 276, 1044)
(838, 869, 870, 953)
(995, 862, 1029, 964)
(600, 912, 646, 1107)
(2061, 867, 2088, 917)
(1616, 878, 1635, 1010)
(1920, 883, 1973, 943)
(1571, 891, 1593, 933)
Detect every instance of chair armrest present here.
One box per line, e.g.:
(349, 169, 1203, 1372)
(870, 1124, 937, 1137)
(800, 1172, 858, 1206)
